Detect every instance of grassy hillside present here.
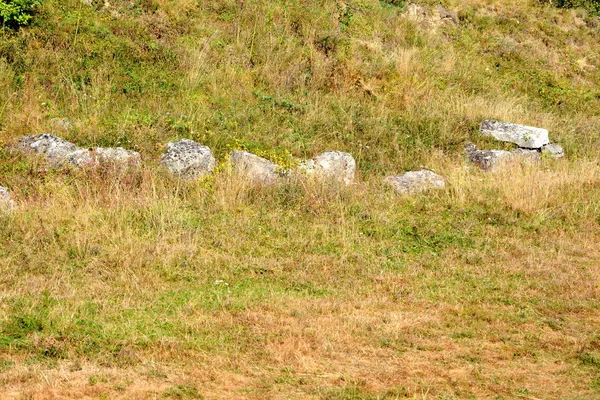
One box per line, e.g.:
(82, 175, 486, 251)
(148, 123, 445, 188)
(1, 0, 600, 398)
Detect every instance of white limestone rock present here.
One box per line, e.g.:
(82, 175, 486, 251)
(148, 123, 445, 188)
(230, 150, 283, 185)
(16, 134, 80, 166)
(16, 134, 141, 169)
(301, 151, 356, 185)
(160, 139, 215, 180)
(479, 120, 549, 149)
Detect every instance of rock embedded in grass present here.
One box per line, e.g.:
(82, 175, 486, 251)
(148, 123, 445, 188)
(465, 143, 541, 171)
(466, 143, 542, 171)
(69, 147, 142, 168)
(16, 134, 79, 166)
(542, 143, 564, 159)
(15, 134, 141, 168)
(160, 138, 215, 180)
(465, 143, 513, 171)
(300, 151, 356, 185)
(230, 150, 284, 185)
(0, 186, 14, 212)
(480, 120, 550, 149)
(511, 148, 542, 164)
(94, 147, 142, 165)
(384, 170, 446, 195)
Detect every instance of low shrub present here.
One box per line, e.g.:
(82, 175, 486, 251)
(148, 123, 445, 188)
(0, 0, 43, 28)
(541, 0, 600, 15)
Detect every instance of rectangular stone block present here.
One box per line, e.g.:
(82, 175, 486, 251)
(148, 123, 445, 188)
(480, 120, 549, 149)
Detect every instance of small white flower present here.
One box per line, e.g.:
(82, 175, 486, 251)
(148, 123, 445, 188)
(214, 280, 229, 286)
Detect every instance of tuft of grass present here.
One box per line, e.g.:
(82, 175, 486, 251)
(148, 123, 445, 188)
(162, 384, 203, 399)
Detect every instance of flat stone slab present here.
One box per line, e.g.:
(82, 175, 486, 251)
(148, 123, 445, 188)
(301, 151, 356, 185)
(16, 134, 141, 168)
(480, 120, 549, 149)
(0, 186, 14, 212)
(230, 150, 283, 185)
(160, 139, 215, 180)
(384, 170, 446, 195)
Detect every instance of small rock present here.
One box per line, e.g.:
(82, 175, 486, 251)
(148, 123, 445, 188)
(542, 143, 564, 159)
(301, 151, 356, 185)
(480, 120, 549, 149)
(230, 150, 283, 184)
(160, 139, 215, 180)
(15, 134, 141, 169)
(0, 186, 14, 212)
(384, 170, 446, 195)
(511, 148, 541, 164)
(466, 143, 512, 171)
(466, 143, 542, 170)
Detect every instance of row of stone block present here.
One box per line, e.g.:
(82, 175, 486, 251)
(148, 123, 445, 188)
(2, 119, 568, 212)
(0, 134, 451, 212)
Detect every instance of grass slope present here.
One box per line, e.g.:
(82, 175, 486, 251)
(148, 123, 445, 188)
(0, 0, 599, 398)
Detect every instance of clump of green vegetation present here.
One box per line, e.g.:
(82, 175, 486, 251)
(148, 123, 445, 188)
(162, 384, 203, 399)
(0, 0, 42, 27)
(542, 0, 600, 15)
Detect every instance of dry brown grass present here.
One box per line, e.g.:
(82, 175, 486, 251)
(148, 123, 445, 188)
(0, 158, 599, 398)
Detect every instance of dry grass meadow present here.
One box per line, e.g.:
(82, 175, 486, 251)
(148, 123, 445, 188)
(1, 0, 600, 398)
